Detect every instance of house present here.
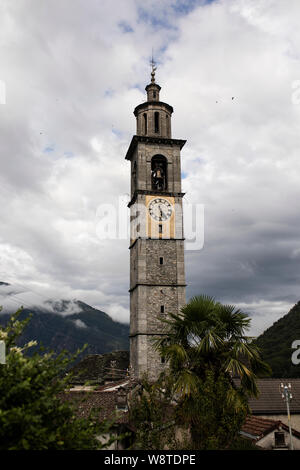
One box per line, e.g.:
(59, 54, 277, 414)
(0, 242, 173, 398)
(245, 378, 300, 430)
(241, 415, 300, 450)
(60, 378, 134, 450)
(61, 376, 300, 450)
(67, 355, 300, 449)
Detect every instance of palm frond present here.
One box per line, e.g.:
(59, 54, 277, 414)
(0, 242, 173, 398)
(173, 369, 200, 397)
(196, 330, 224, 354)
(161, 344, 188, 368)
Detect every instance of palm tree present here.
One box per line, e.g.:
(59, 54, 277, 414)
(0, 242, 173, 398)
(149, 295, 271, 449)
(154, 295, 271, 448)
(155, 295, 271, 449)
(156, 295, 270, 398)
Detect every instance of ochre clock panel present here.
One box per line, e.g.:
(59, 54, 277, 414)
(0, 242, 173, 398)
(146, 195, 175, 239)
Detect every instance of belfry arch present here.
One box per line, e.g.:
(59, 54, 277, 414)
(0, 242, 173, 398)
(151, 154, 168, 191)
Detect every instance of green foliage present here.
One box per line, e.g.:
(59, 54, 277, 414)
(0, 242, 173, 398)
(0, 308, 116, 450)
(129, 370, 249, 450)
(132, 294, 271, 450)
(128, 373, 181, 450)
(176, 370, 248, 449)
(156, 295, 271, 399)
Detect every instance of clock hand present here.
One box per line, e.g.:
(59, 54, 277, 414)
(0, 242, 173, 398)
(159, 205, 167, 216)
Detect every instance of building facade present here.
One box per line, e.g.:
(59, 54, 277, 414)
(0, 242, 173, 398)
(125, 67, 186, 380)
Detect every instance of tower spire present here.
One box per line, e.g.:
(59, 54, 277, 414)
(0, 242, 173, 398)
(146, 50, 160, 102)
(150, 49, 157, 83)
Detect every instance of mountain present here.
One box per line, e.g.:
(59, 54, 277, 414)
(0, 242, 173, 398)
(0, 299, 129, 357)
(255, 301, 300, 378)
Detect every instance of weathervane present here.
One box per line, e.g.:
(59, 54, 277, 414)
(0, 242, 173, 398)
(150, 49, 157, 83)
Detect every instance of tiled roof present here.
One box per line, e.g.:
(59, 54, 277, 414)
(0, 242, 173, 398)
(61, 377, 300, 436)
(59, 389, 129, 424)
(234, 378, 300, 414)
(241, 415, 300, 440)
(241, 416, 281, 439)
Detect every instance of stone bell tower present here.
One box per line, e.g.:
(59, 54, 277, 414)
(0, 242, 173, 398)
(125, 63, 186, 380)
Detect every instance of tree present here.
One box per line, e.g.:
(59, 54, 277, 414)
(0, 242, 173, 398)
(0, 308, 116, 450)
(128, 373, 183, 450)
(153, 295, 271, 449)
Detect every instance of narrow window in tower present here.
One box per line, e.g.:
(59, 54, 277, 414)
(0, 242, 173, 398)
(132, 161, 137, 187)
(160, 305, 165, 314)
(153, 91, 156, 99)
(154, 112, 159, 133)
(158, 224, 163, 234)
(159, 257, 164, 265)
(166, 114, 169, 136)
(143, 113, 147, 135)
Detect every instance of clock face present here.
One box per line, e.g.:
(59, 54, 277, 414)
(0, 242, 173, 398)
(148, 198, 173, 221)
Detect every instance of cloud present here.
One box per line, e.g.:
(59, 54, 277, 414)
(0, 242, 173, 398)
(236, 299, 294, 337)
(103, 302, 131, 324)
(0, 0, 300, 336)
(72, 318, 88, 329)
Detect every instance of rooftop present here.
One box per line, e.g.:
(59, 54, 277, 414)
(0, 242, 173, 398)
(237, 379, 300, 414)
(241, 415, 300, 440)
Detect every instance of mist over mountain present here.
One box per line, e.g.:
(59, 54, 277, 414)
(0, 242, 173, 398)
(2, 281, 300, 378)
(0, 287, 129, 356)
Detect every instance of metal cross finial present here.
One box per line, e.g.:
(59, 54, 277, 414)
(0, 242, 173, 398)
(150, 49, 157, 83)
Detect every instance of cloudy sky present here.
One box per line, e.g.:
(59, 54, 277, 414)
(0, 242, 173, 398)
(1, 0, 300, 335)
